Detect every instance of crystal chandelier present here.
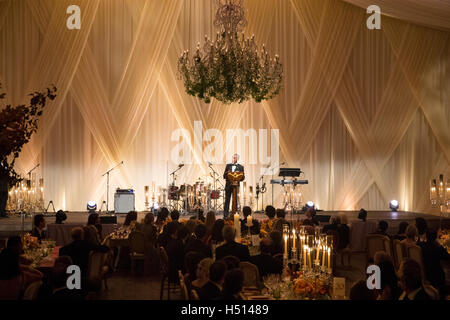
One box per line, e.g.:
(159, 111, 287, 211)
(178, 0, 283, 104)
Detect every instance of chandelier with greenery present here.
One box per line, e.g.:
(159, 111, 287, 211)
(177, 0, 283, 104)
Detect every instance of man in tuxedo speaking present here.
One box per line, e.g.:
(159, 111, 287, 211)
(223, 154, 245, 219)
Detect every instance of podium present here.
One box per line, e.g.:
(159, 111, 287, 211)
(227, 171, 244, 214)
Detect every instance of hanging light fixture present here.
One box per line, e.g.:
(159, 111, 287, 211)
(178, 0, 283, 104)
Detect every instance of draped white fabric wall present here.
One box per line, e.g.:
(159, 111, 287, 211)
(0, 0, 448, 213)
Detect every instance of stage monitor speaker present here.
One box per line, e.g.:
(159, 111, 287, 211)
(114, 192, 135, 214)
(100, 215, 117, 224)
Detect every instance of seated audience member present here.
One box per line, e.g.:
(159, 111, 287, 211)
(265, 205, 276, 221)
(47, 256, 84, 300)
(157, 221, 178, 249)
(221, 255, 241, 270)
(240, 206, 260, 235)
(374, 251, 393, 266)
(124, 211, 138, 228)
(302, 207, 319, 226)
(155, 207, 170, 233)
(273, 209, 288, 232)
(249, 238, 283, 278)
(401, 225, 418, 248)
(59, 227, 109, 278)
(219, 268, 244, 300)
(185, 224, 212, 257)
(215, 226, 250, 262)
(166, 225, 190, 283)
(184, 251, 207, 289)
(415, 218, 428, 244)
(373, 220, 389, 236)
(31, 214, 47, 242)
(357, 208, 367, 222)
(138, 212, 157, 246)
(191, 258, 214, 292)
(398, 259, 431, 300)
(350, 280, 376, 300)
(421, 229, 450, 292)
(84, 213, 102, 246)
(322, 216, 340, 234)
(0, 248, 43, 300)
(55, 210, 67, 224)
(197, 261, 227, 300)
(210, 219, 225, 245)
(392, 222, 409, 241)
(337, 213, 350, 249)
(205, 211, 216, 237)
(377, 260, 402, 300)
(269, 230, 283, 256)
(6, 236, 32, 265)
(170, 210, 180, 224)
(185, 219, 198, 243)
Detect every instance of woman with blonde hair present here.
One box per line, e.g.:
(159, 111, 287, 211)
(191, 258, 214, 292)
(401, 225, 418, 248)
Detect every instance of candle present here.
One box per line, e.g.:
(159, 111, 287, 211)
(247, 215, 252, 226)
(145, 186, 149, 204)
(292, 229, 296, 249)
(316, 240, 320, 261)
(327, 247, 331, 269)
(284, 235, 288, 256)
(322, 246, 326, 268)
(308, 248, 312, 268)
(303, 245, 307, 267)
(234, 213, 241, 240)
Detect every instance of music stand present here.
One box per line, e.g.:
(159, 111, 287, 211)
(279, 168, 301, 178)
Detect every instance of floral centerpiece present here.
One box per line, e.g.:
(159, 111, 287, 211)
(260, 219, 274, 236)
(263, 270, 332, 300)
(22, 233, 39, 249)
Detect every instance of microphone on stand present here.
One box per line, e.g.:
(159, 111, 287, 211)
(207, 161, 212, 167)
(178, 163, 184, 168)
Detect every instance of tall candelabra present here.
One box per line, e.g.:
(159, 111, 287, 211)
(283, 224, 333, 276)
(430, 174, 450, 229)
(7, 177, 44, 216)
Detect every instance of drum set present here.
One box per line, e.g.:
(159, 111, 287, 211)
(166, 164, 225, 214)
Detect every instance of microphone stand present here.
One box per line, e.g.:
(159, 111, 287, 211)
(102, 161, 123, 213)
(270, 162, 285, 206)
(27, 164, 40, 182)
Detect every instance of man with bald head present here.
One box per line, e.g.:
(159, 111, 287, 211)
(59, 227, 108, 278)
(249, 238, 283, 279)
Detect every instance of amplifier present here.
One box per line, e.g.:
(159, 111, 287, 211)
(116, 188, 134, 194)
(100, 215, 117, 224)
(114, 192, 135, 213)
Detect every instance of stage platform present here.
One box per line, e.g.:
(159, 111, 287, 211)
(1, 210, 449, 238)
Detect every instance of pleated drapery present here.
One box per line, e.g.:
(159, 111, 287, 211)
(0, 0, 448, 213)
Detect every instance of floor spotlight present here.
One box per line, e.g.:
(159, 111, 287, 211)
(87, 201, 97, 212)
(306, 201, 315, 209)
(389, 200, 399, 212)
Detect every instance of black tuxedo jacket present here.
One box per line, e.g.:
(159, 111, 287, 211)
(215, 241, 250, 262)
(197, 281, 222, 300)
(223, 163, 245, 188)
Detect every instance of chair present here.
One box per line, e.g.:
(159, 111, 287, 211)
(406, 245, 427, 282)
(158, 246, 179, 300)
(191, 289, 200, 300)
(178, 270, 189, 300)
(239, 261, 260, 289)
(129, 231, 146, 276)
(365, 234, 392, 264)
(423, 284, 440, 300)
(87, 251, 110, 292)
(392, 239, 406, 270)
(22, 281, 42, 300)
